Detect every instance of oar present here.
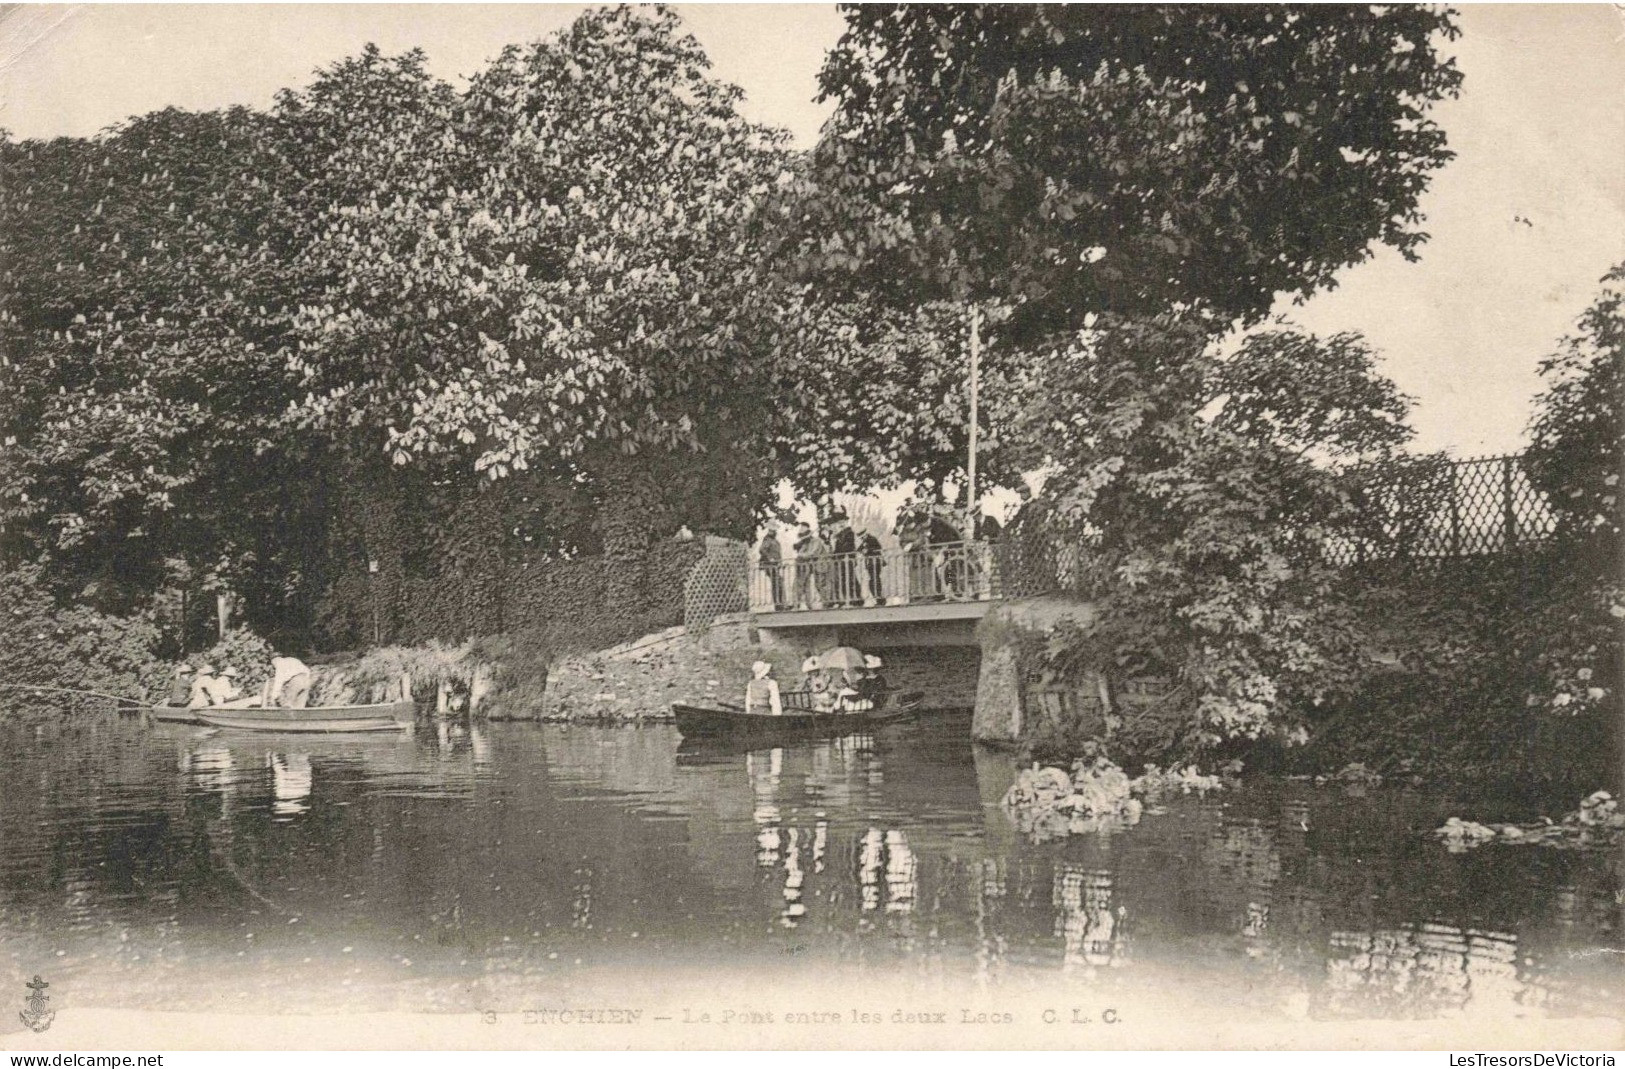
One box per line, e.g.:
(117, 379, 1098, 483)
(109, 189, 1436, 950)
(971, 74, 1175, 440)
(0, 682, 147, 707)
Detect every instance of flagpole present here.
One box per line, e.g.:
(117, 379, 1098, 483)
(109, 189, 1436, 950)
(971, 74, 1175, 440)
(967, 302, 981, 537)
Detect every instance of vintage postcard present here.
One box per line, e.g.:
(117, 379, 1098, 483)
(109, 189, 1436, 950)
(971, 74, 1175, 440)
(1, 2, 1621, 1054)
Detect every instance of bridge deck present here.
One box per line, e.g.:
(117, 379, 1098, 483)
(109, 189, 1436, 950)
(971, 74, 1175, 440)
(752, 599, 993, 630)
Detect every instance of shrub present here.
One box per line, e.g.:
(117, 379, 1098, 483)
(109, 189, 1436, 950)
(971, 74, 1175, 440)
(0, 564, 166, 710)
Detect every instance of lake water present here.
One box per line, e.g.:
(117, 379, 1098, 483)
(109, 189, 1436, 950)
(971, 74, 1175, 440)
(1, 711, 1621, 1034)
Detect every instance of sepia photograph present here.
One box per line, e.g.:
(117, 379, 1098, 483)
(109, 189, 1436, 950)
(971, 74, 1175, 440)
(0, 2, 1621, 1053)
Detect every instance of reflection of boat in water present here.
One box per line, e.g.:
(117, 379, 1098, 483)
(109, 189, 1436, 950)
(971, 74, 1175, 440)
(672, 690, 923, 745)
(191, 699, 415, 733)
(269, 752, 313, 817)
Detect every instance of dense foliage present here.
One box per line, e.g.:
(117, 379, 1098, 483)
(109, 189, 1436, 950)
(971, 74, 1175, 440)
(0, 107, 310, 611)
(0, 8, 795, 646)
(280, 14, 789, 491)
(788, 4, 1462, 335)
(770, 297, 1026, 499)
(0, 565, 166, 705)
(1523, 264, 1623, 722)
(1020, 321, 1415, 747)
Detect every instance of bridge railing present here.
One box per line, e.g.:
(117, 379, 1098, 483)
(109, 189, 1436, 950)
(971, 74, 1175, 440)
(742, 455, 1559, 615)
(751, 541, 1007, 612)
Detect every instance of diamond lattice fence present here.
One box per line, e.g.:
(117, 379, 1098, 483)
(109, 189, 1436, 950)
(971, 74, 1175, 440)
(682, 538, 750, 630)
(1326, 454, 1558, 565)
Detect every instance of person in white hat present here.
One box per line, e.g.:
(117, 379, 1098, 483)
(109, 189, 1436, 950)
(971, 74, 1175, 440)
(744, 660, 783, 717)
(187, 664, 218, 709)
(856, 654, 889, 709)
(209, 666, 260, 709)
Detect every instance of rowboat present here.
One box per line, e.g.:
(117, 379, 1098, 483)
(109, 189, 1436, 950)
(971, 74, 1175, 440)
(148, 704, 207, 725)
(186, 699, 416, 733)
(672, 689, 924, 743)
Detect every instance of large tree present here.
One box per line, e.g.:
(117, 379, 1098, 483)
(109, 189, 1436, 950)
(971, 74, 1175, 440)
(1523, 264, 1624, 761)
(784, 4, 1461, 337)
(0, 108, 312, 626)
(281, 9, 794, 605)
(757, 5, 1466, 752)
(1015, 320, 1416, 747)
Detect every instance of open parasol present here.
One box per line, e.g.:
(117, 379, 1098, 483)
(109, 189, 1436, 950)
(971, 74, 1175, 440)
(819, 646, 867, 671)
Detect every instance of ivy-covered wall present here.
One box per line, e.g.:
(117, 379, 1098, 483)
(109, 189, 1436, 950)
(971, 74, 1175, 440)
(320, 538, 707, 656)
(505, 540, 706, 654)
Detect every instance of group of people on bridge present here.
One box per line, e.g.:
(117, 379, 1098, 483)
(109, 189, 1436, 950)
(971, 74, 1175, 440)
(754, 504, 1003, 613)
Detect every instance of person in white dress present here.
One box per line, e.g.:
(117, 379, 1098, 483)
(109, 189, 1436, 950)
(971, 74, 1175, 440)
(744, 661, 784, 716)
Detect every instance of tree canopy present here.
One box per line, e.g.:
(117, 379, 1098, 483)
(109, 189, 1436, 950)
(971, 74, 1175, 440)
(1528, 263, 1624, 551)
(1521, 263, 1624, 724)
(0, 106, 307, 607)
(1, 7, 804, 634)
(784, 4, 1462, 338)
(283, 11, 792, 486)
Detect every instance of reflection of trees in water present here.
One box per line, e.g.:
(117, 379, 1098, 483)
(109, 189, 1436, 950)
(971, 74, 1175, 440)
(1203, 819, 1282, 964)
(1053, 865, 1125, 973)
(1319, 924, 1523, 1019)
(5, 720, 1623, 1016)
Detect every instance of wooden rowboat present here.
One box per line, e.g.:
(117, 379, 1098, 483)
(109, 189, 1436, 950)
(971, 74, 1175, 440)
(187, 699, 416, 733)
(148, 704, 207, 725)
(672, 689, 923, 743)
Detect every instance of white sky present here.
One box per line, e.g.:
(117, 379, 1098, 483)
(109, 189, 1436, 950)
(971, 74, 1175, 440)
(2, 3, 1621, 458)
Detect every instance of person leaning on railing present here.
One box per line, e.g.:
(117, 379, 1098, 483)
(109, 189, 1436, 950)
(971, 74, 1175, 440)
(927, 513, 965, 599)
(758, 521, 786, 610)
(859, 527, 884, 605)
(792, 521, 830, 610)
(829, 511, 858, 606)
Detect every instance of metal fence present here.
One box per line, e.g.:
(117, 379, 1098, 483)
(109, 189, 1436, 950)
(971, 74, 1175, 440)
(745, 537, 1090, 613)
(749, 541, 996, 612)
(1325, 454, 1558, 565)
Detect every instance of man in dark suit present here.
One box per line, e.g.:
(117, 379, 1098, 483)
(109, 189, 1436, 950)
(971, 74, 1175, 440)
(758, 521, 786, 609)
(858, 527, 884, 604)
(829, 511, 857, 606)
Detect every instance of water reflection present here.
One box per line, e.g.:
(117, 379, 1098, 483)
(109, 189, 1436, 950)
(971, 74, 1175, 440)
(1321, 924, 1524, 1019)
(1054, 866, 1124, 973)
(0, 714, 1618, 1019)
(269, 754, 312, 819)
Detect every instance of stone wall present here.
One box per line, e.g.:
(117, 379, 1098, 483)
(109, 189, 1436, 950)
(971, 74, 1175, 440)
(971, 595, 1187, 759)
(972, 596, 1098, 745)
(538, 612, 801, 721)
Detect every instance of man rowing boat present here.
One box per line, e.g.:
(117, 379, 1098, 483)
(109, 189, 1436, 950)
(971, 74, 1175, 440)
(265, 655, 312, 709)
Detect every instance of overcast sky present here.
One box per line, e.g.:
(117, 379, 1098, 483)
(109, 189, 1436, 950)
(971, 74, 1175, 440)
(2, 3, 1621, 457)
